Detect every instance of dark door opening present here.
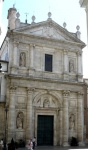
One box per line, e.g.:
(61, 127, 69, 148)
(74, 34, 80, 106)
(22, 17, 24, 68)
(37, 115, 54, 146)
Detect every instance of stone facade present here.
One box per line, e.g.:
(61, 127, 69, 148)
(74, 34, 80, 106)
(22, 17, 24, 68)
(0, 6, 86, 146)
(83, 79, 88, 143)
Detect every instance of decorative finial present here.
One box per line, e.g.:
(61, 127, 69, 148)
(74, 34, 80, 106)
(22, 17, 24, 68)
(25, 13, 29, 23)
(48, 12, 52, 19)
(76, 25, 80, 31)
(32, 15, 36, 23)
(16, 12, 20, 19)
(63, 22, 67, 29)
(76, 25, 81, 39)
(13, 3, 15, 8)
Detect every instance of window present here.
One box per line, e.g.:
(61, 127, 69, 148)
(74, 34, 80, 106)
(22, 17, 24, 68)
(45, 54, 52, 72)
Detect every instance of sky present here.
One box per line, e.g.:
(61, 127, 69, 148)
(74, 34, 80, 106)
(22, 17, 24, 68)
(0, 0, 88, 78)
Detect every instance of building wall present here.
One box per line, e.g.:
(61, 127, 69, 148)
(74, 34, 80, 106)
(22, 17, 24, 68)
(0, 104, 5, 139)
(3, 32, 84, 146)
(0, 6, 85, 146)
(6, 76, 84, 146)
(79, 0, 88, 143)
(83, 79, 88, 143)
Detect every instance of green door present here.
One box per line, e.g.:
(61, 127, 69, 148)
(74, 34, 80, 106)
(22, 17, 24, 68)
(37, 115, 54, 145)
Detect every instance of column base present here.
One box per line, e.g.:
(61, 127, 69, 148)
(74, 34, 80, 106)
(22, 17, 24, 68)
(63, 142, 69, 146)
(78, 142, 85, 146)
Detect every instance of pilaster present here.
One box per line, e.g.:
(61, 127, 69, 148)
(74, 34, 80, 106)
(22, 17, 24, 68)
(77, 92, 84, 146)
(63, 50, 68, 80)
(29, 44, 35, 75)
(59, 109, 63, 145)
(85, 5, 88, 45)
(62, 90, 70, 146)
(26, 88, 33, 141)
(11, 41, 19, 74)
(77, 52, 83, 82)
(8, 86, 17, 142)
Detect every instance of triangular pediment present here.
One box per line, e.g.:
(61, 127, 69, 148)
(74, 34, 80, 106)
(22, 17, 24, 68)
(15, 20, 84, 44)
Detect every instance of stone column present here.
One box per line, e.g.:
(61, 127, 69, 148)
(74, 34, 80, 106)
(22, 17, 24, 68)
(59, 109, 63, 146)
(8, 86, 17, 142)
(26, 88, 33, 141)
(63, 50, 68, 80)
(77, 92, 84, 145)
(62, 90, 69, 146)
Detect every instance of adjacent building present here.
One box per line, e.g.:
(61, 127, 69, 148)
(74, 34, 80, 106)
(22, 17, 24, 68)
(79, 0, 88, 44)
(79, 0, 88, 143)
(0, 5, 86, 146)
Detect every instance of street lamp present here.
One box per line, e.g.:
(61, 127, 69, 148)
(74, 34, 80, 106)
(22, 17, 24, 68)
(4, 104, 9, 150)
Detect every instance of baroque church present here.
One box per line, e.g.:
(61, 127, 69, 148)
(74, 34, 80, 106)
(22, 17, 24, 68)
(0, 5, 86, 146)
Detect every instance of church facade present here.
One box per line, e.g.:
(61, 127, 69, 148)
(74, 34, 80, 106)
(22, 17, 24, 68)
(0, 6, 86, 146)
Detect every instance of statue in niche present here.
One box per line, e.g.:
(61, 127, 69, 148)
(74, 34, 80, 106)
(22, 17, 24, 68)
(19, 52, 26, 67)
(16, 112, 24, 129)
(69, 60, 74, 72)
(43, 99, 50, 107)
(69, 114, 75, 130)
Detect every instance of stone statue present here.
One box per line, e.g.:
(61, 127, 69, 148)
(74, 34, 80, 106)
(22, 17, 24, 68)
(69, 60, 74, 72)
(69, 114, 75, 130)
(16, 112, 23, 129)
(43, 99, 50, 107)
(19, 52, 26, 67)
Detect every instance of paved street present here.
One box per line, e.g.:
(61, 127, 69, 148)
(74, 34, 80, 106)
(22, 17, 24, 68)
(16, 146, 88, 150)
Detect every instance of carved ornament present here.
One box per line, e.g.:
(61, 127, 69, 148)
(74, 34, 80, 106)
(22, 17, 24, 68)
(62, 90, 70, 97)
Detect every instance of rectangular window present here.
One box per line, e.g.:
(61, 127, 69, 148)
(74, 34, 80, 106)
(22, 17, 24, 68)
(45, 54, 52, 72)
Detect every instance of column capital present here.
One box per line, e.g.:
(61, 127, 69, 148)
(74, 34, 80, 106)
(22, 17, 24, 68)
(13, 41, 19, 47)
(63, 49, 68, 54)
(62, 90, 70, 97)
(77, 51, 82, 56)
(78, 91, 84, 96)
(9, 86, 17, 93)
(27, 87, 35, 93)
(29, 43, 35, 47)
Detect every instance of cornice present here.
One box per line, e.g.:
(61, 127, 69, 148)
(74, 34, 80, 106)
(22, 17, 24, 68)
(7, 29, 85, 49)
(6, 73, 84, 87)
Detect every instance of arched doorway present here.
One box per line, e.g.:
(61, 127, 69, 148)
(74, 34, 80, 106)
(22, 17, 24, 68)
(33, 92, 61, 146)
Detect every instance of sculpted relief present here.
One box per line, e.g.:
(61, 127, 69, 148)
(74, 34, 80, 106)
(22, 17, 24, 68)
(69, 114, 75, 131)
(19, 52, 26, 67)
(33, 94, 60, 108)
(43, 26, 54, 37)
(43, 99, 50, 108)
(69, 59, 74, 73)
(16, 112, 24, 129)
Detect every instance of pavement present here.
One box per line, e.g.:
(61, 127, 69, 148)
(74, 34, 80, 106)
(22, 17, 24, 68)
(16, 146, 88, 150)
